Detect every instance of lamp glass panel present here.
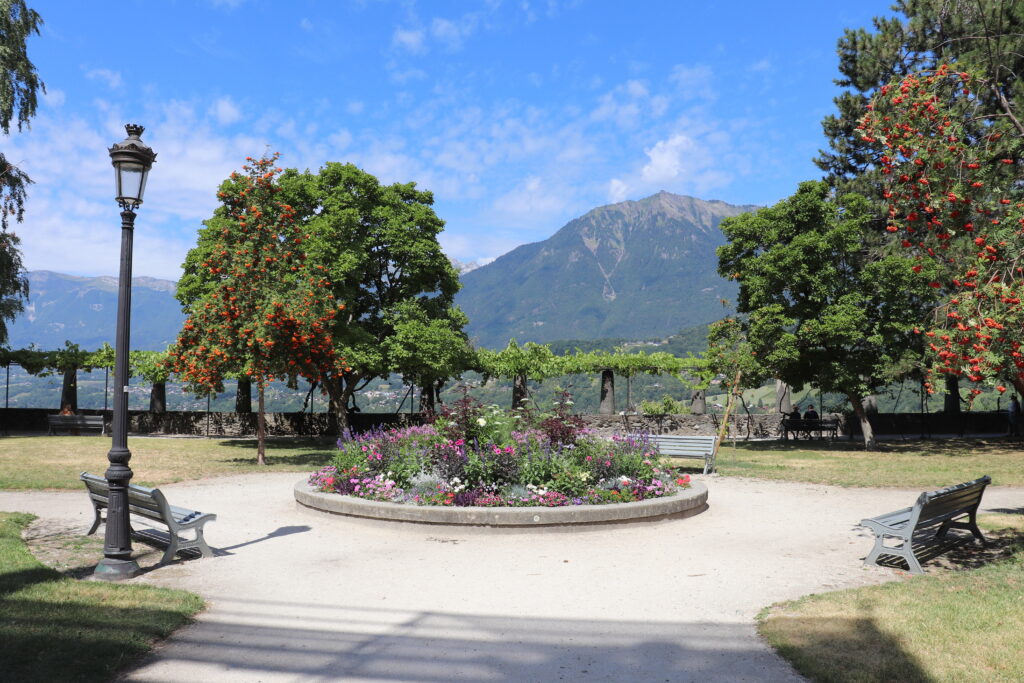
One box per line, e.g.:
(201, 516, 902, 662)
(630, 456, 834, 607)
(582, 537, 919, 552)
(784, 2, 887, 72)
(116, 162, 145, 203)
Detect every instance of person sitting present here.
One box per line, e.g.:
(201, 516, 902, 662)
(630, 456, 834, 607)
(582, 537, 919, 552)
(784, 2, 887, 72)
(789, 405, 802, 421)
(803, 404, 820, 421)
(59, 403, 79, 436)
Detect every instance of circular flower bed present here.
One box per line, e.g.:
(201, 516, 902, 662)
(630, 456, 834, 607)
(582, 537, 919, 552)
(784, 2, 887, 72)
(304, 393, 695, 510)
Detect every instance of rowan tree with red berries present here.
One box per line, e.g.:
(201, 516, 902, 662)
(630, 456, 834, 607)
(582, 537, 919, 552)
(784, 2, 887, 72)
(169, 155, 348, 463)
(861, 65, 1024, 401)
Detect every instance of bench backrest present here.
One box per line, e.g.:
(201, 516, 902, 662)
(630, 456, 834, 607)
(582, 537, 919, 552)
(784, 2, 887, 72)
(911, 475, 991, 530)
(80, 471, 172, 521)
(49, 415, 103, 425)
(648, 434, 717, 456)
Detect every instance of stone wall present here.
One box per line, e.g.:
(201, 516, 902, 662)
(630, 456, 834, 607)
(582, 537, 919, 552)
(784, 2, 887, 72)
(578, 413, 847, 439)
(2, 407, 1009, 438)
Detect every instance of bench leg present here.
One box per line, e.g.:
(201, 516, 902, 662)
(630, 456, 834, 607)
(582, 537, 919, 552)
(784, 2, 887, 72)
(160, 534, 181, 565)
(86, 505, 102, 536)
(865, 534, 924, 574)
(194, 525, 214, 558)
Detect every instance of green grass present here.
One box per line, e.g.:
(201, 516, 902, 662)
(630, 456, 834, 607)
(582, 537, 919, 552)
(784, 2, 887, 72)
(696, 438, 1024, 487)
(0, 435, 338, 489)
(757, 514, 1024, 682)
(0, 512, 205, 682)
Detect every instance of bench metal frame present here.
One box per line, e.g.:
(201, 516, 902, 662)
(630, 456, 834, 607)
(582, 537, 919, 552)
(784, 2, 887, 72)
(860, 475, 990, 574)
(80, 472, 216, 564)
(643, 434, 717, 474)
(47, 414, 106, 435)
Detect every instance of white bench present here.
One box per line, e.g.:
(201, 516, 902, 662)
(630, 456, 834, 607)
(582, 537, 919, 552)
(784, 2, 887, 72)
(80, 472, 217, 564)
(642, 434, 717, 474)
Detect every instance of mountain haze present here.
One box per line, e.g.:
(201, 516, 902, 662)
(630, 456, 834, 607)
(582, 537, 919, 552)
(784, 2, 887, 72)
(457, 192, 757, 348)
(7, 271, 184, 350)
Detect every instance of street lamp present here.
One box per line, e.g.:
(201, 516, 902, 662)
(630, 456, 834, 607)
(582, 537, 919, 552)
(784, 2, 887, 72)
(94, 124, 156, 580)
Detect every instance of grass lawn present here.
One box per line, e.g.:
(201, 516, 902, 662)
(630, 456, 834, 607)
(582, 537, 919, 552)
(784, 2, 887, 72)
(0, 512, 204, 683)
(757, 514, 1024, 683)
(0, 435, 338, 489)
(698, 438, 1024, 487)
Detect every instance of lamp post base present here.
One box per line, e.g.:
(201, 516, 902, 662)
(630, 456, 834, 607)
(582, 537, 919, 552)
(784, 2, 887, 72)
(92, 557, 141, 581)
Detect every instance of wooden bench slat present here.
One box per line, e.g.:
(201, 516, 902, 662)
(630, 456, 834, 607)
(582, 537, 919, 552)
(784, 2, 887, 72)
(634, 434, 718, 474)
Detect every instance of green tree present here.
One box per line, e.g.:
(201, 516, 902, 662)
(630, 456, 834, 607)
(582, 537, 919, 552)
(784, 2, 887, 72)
(178, 161, 464, 433)
(717, 181, 933, 448)
(130, 349, 171, 413)
(383, 301, 475, 413)
(0, 0, 43, 345)
(817, 0, 1024, 196)
(478, 340, 560, 410)
(171, 156, 346, 463)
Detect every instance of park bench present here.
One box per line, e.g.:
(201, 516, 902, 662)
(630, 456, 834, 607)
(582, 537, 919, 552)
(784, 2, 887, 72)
(781, 418, 839, 440)
(642, 434, 718, 475)
(47, 414, 105, 435)
(859, 475, 990, 574)
(80, 472, 217, 565)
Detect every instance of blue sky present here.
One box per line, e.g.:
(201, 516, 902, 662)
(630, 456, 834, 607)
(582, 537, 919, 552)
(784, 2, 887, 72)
(8, 0, 895, 281)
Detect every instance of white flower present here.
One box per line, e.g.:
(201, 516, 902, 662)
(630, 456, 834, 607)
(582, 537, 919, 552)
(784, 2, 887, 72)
(477, 418, 487, 426)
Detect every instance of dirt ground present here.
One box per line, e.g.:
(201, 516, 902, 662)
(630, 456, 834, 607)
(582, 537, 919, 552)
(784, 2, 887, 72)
(3, 475, 1023, 682)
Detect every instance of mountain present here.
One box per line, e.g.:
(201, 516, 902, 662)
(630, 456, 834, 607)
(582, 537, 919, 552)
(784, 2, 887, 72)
(456, 191, 758, 349)
(6, 271, 184, 351)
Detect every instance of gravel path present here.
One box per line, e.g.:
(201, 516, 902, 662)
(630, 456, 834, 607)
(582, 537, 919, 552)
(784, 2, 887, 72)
(2, 475, 1021, 682)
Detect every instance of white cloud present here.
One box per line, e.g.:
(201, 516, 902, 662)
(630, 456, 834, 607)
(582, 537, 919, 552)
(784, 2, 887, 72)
(750, 58, 772, 72)
(41, 89, 65, 108)
(299, 17, 314, 32)
(210, 96, 242, 125)
(84, 68, 123, 90)
(669, 64, 716, 101)
(392, 27, 426, 54)
(346, 101, 365, 115)
(491, 175, 572, 227)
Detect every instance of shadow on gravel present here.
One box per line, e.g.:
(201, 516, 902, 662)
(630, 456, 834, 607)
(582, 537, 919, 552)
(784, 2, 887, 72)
(124, 598, 807, 682)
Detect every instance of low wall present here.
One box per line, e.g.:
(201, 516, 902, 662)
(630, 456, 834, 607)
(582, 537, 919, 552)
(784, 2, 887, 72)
(579, 412, 847, 439)
(1, 407, 1009, 438)
(0, 407, 419, 437)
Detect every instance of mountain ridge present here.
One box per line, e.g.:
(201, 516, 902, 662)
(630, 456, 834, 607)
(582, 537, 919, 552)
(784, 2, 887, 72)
(456, 191, 757, 347)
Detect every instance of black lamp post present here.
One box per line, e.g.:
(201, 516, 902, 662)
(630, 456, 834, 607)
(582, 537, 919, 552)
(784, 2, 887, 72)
(93, 124, 156, 580)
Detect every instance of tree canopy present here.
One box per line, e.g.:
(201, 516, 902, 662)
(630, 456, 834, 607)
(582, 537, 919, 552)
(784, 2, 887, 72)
(0, 0, 43, 346)
(862, 65, 1024, 399)
(817, 0, 1024, 196)
(717, 181, 933, 448)
(171, 156, 347, 462)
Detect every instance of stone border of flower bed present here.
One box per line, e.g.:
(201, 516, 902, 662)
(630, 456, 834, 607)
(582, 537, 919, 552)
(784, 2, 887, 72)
(293, 479, 708, 527)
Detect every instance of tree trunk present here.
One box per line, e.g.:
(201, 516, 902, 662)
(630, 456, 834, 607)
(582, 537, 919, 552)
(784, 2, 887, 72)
(690, 389, 706, 415)
(236, 377, 252, 413)
(511, 373, 528, 411)
(599, 369, 615, 415)
(943, 375, 961, 414)
(60, 367, 78, 411)
(323, 374, 353, 437)
(861, 394, 879, 416)
(848, 391, 877, 450)
(256, 379, 266, 466)
(149, 381, 166, 413)
(420, 383, 436, 414)
(774, 380, 792, 414)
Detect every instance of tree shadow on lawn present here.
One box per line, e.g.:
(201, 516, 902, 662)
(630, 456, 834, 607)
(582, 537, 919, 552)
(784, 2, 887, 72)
(725, 438, 1021, 457)
(214, 437, 337, 467)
